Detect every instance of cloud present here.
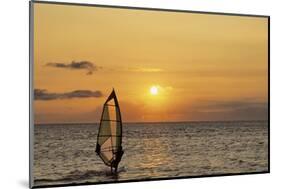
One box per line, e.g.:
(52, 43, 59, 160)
(34, 89, 103, 100)
(128, 67, 164, 73)
(196, 100, 266, 112)
(46, 61, 100, 75)
(154, 85, 173, 92)
(186, 99, 268, 121)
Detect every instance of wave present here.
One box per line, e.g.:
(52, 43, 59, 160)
(35, 167, 126, 184)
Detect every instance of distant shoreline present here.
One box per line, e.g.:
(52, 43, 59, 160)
(34, 119, 268, 126)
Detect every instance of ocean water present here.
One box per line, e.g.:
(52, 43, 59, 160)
(33, 121, 268, 187)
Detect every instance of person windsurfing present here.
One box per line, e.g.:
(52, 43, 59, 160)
(95, 89, 124, 173)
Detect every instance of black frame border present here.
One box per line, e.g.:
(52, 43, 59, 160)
(29, 1, 270, 188)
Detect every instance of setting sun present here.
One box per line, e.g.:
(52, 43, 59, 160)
(150, 86, 159, 95)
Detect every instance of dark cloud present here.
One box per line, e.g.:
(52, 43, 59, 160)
(188, 99, 268, 121)
(46, 61, 100, 75)
(196, 100, 267, 111)
(34, 89, 103, 100)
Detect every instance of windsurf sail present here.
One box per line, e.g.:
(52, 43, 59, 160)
(96, 89, 123, 169)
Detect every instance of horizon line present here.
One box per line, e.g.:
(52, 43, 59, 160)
(34, 119, 268, 126)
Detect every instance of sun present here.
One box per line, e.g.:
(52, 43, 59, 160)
(150, 86, 159, 95)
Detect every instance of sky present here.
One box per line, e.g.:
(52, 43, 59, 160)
(33, 3, 268, 124)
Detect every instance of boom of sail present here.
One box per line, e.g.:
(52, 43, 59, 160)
(95, 89, 124, 170)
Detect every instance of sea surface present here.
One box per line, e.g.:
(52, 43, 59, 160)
(33, 121, 268, 187)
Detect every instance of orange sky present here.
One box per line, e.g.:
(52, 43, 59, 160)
(33, 3, 268, 124)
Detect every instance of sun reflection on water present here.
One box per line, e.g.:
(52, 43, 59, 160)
(138, 138, 172, 170)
